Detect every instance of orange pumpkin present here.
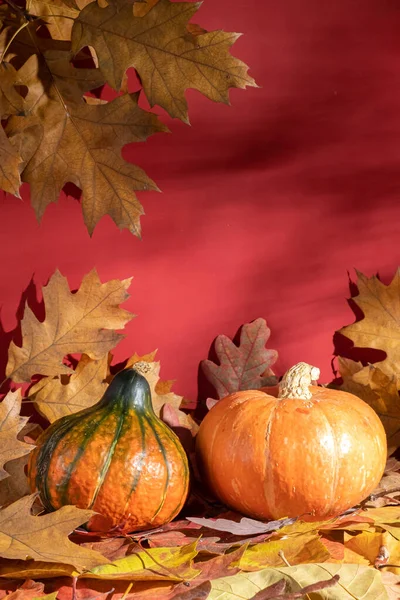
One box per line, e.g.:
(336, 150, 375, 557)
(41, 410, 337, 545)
(196, 362, 387, 521)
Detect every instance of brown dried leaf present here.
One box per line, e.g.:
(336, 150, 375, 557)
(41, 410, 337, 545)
(27, 0, 94, 40)
(0, 61, 26, 195)
(201, 318, 278, 400)
(126, 353, 195, 431)
(30, 354, 109, 422)
(339, 269, 400, 383)
(0, 494, 108, 570)
(6, 269, 133, 383)
(0, 454, 31, 508)
(7, 50, 166, 237)
(0, 390, 32, 482)
(72, 0, 257, 121)
(339, 357, 400, 454)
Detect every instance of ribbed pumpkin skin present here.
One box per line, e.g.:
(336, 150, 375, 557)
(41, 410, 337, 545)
(196, 385, 387, 521)
(28, 369, 189, 533)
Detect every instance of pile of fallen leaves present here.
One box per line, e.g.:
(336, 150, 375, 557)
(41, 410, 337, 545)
(2, 268, 400, 600)
(0, 0, 255, 237)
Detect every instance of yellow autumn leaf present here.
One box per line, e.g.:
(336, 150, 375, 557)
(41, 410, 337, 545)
(345, 530, 400, 573)
(207, 563, 386, 600)
(6, 269, 133, 383)
(236, 533, 330, 570)
(30, 354, 109, 422)
(87, 541, 200, 581)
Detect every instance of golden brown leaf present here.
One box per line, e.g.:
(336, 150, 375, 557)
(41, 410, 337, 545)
(6, 269, 133, 383)
(339, 358, 400, 454)
(0, 494, 108, 570)
(0, 390, 32, 482)
(7, 50, 166, 236)
(72, 0, 257, 121)
(0, 62, 26, 195)
(339, 269, 400, 382)
(30, 354, 109, 422)
(126, 352, 198, 433)
(27, 0, 94, 40)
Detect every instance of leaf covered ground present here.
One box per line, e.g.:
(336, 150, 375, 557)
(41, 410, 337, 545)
(1, 268, 400, 599)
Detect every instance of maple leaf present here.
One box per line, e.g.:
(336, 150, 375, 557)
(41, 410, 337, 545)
(7, 50, 167, 237)
(0, 390, 32, 482)
(201, 318, 278, 400)
(29, 354, 109, 422)
(0, 494, 108, 570)
(338, 357, 400, 454)
(6, 269, 133, 383)
(339, 269, 400, 383)
(72, 0, 257, 121)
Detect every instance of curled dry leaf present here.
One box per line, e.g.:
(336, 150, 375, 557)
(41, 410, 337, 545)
(0, 494, 108, 570)
(186, 516, 296, 536)
(6, 269, 133, 383)
(201, 318, 278, 400)
(0, 389, 32, 482)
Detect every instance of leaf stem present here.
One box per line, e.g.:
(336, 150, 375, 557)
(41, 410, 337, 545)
(0, 20, 31, 63)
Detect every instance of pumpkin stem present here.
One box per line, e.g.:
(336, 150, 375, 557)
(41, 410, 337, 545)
(278, 362, 320, 400)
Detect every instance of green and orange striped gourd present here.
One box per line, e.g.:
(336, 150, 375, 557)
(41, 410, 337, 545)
(28, 367, 189, 533)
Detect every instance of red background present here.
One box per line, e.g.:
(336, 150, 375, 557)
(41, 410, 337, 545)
(1, 0, 400, 401)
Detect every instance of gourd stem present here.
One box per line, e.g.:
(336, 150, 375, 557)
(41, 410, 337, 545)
(278, 362, 320, 400)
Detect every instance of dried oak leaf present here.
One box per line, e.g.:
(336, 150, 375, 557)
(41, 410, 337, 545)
(0, 494, 108, 570)
(126, 352, 198, 433)
(72, 0, 257, 121)
(201, 318, 278, 400)
(339, 357, 400, 454)
(0, 62, 25, 195)
(339, 269, 400, 383)
(0, 390, 32, 482)
(6, 269, 133, 383)
(29, 354, 109, 422)
(27, 0, 93, 41)
(7, 49, 166, 237)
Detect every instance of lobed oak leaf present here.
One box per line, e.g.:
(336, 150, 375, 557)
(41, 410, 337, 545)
(27, 0, 94, 40)
(126, 352, 197, 432)
(0, 61, 26, 195)
(339, 269, 400, 383)
(0, 494, 108, 570)
(0, 390, 32, 482)
(7, 50, 166, 236)
(201, 318, 278, 400)
(29, 354, 109, 422)
(72, 0, 257, 121)
(338, 357, 400, 454)
(6, 269, 133, 383)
